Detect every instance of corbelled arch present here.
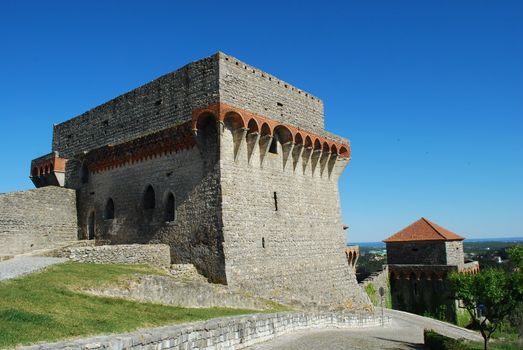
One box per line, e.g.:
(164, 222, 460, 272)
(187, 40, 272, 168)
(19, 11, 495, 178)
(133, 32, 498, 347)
(247, 118, 259, 134)
(223, 111, 245, 130)
(273, 125, 293, 144)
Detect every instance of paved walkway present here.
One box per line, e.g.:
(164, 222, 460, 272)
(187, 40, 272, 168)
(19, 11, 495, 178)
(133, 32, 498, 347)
(0, 256, 66, 281)
(247, 309, 482, 350)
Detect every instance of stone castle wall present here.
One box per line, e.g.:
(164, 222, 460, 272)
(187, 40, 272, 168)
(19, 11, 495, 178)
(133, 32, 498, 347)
(445, 241, 464, 266)
(386, 241, 447, 265)
(388, 265, 458, 322)
(53, 244, 171, 268)
(52, 52, 343, 160)
(218, 122, 368, 308)
(76, 123, 226, 282)
(360, 266, 390, 307)
(0, 187, 77, 255)
(52, 55, 219, 158)
(218, 53, 328, 138)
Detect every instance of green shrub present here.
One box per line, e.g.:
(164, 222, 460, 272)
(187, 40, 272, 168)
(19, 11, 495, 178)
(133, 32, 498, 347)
(457, 309, 473, 328)
(364, 283, 378, 305)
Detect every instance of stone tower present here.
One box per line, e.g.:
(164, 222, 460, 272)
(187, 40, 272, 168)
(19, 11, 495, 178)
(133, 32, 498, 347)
(384, 217, 479, 320)
(26, 53, 369, 308)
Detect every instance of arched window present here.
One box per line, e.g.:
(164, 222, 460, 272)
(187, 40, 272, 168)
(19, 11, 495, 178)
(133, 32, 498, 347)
(143, 185, 156, 209)
(165, 193, 175, 222)
(104, 198, 115, 220)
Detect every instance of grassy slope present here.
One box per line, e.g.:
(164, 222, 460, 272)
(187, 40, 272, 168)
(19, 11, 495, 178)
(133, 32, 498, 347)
(0, 262, 258, 348)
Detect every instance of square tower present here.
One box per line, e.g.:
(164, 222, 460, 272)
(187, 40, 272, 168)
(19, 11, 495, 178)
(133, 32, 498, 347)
(29, 53, 368, 308)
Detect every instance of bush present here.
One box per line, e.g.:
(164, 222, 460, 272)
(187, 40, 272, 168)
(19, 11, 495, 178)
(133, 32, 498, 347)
(424, 330, 465, 350)
(364, 283, 378, 305)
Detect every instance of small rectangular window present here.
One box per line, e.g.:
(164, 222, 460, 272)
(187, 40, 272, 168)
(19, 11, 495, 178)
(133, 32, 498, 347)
(273, 192, 278, 211)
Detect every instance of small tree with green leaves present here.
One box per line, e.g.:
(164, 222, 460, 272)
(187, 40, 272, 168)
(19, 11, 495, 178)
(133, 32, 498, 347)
(448, 246, 523, 350)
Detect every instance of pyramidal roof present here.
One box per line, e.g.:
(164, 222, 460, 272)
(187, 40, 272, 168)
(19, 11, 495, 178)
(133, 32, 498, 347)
(383, 217, 465, 243)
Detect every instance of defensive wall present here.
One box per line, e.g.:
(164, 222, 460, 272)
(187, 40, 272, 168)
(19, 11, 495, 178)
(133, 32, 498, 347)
(20, 312, 389, 350)
(0, 187, 77, 255)
(388, 262, 479, 321)
(360, 266, 390, 307)
(51, 244, 171, 268)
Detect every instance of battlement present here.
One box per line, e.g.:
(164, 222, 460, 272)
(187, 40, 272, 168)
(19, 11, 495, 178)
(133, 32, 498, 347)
(217, 52, 322, 102)
(51, 53, 337, 159)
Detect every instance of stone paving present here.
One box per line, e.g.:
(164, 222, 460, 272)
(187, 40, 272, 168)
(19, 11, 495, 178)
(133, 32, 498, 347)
(247, 309, 482, 350)
(0, 256, 66, 281)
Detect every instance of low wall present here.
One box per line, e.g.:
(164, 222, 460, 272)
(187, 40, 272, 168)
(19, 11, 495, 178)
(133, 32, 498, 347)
(54, 244, 171, 268)
(87, 274, 271, 310)
(21, 312, 391, 350)
(0, 187, 78, 256)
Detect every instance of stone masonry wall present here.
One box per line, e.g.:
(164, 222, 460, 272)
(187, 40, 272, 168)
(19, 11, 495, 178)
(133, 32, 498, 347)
(386, 241, 447, 265)
(219, 125, 369, 308)
(445, 241, 464, 266)
(52, 52, 345, 160)
(0, 187, 77, 255)
(54, 244, 171, 268)
(21, 312, 389, 350)
(218, 53, 329, 139)
(76, 129, 226, 283)
(52, 55, 219, 158)
(389, 265, 458, 322)
(360, 266, 390, 307)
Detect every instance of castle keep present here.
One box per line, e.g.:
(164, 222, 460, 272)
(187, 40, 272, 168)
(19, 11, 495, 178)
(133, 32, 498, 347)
(3, 53, 368, 308)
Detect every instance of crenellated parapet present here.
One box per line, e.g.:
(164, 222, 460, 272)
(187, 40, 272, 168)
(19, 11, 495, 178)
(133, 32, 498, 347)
(388, 262, 479, 281)
(30, 152, 68, 187)
(388, 264, 457, 281)
(192, 103, 351, 179)
(458, 261, 480, 275)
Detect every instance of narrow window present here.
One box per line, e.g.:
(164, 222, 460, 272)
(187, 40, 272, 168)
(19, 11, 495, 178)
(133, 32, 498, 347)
(262, 237, 265, 248)
(165, 193, 175, 222)
(269, 137, 278, 154)
(87, 212, 95, 240)
(104, 198, 114, 220)
(143, 185, 156, 209)
(413, 282, 419, 296)
(81, 163, 89, 184)
(273, 192, 278, 211)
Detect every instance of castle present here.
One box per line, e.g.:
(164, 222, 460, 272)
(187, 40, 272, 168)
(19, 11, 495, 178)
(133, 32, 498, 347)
(384, 217, 479, 321)
(1, 53, 368, 308)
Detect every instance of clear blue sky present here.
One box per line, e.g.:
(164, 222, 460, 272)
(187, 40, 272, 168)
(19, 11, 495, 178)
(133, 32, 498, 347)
(0, 1, 521, 242)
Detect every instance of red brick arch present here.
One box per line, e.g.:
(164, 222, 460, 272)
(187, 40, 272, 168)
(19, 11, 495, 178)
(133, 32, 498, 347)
(191, 103, 351, 158)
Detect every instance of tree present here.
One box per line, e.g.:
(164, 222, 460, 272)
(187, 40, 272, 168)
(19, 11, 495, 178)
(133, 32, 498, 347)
(449, 246, 523, 350)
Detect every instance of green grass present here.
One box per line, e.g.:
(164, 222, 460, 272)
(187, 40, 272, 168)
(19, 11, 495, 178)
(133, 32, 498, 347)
(0, 262, 260, 349)
(424, 330, 523, 350)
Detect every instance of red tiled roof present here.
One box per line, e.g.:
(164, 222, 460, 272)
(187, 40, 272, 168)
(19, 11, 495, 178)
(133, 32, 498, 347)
(383, 217, 465, 243)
